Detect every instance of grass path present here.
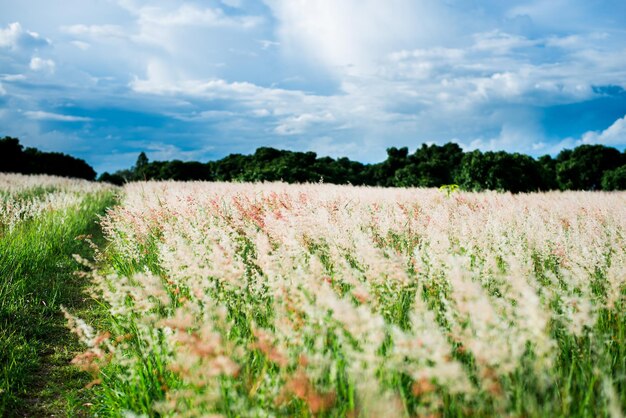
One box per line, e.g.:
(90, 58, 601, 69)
(0, 192, 117, 417)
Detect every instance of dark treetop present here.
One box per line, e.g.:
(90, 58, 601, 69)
(2, 136, 625, 191)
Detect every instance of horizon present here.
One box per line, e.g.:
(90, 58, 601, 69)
(1, 1, 626, 174)
(6, 136, 626, 178)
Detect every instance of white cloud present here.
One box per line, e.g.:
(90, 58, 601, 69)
(25, 111, 93, 122)
(472, 30, 538, 53)
(275, 112, 335, 135)
(126, 18, 626, 159)
(61, 24, 127, 39)
(544, 32, 609, 50)
(581, 115, 626, 146)
(125, 141, 214, 162)
(130, 59, 284, 100)
(257, 39, 279, 49)
(461, 119, 546, 154)
(0, 82, 6, 96)
(303, 136, 361, 159)
(252, 108, 270, 117)
(117, 2, 262, 31)
(29, 57, 55, 72)
(0, 22, 49, 50)
(71, 40, 91, 50)
(264, 0, 457, 74)
(0, 74, 26, 81)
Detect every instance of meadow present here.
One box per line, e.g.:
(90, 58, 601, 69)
(72, 182, 625, 417)
(0, 173, 116, 416)
(1, 175, 625, 417)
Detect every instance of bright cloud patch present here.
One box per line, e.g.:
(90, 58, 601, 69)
(29, 57, 55, 72)
(25, 111, 93, 122)
(582, 115, 626, 146)
(0, 22, 49, 50)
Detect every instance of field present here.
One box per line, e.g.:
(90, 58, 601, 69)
(1, 176, 625, 417)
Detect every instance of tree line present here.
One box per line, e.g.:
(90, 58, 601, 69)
(101, 142, 626, 192)
(0, 137, 96, 180)
(2, 136, 625, 191)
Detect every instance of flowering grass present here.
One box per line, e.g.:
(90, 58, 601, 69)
(0, 174, 116, 415)
(70, 182, 625, 417)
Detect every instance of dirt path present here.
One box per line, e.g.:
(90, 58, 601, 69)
(15, 272, 105, 418)
(12, 206, 114, 417)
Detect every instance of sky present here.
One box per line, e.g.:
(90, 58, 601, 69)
(1, 0, 625, 174)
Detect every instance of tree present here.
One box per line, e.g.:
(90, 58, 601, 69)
(0, 137, 96, 180)
(394, 143, 464, 187)
(456, 151, 547, 193)
(98, 171, 126, 185)
(455, 150, 490, 191)
(556, 145, 623, 190)
(94, 141, 623, 192)
(133, 152, 150, 180)
(537, 155, 558, 190)
(601, 165, 626, 190)
(0, 137, 25, 173)
(368, 147, 409, 186)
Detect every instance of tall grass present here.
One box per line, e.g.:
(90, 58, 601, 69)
(0, 174, 116, 415)
(71, 182, 625, 417)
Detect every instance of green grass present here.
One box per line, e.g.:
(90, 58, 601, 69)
(86, 208, 626, 417)
(0, 190, 117, 416)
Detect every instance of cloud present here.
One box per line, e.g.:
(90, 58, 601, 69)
(25, 111, 93, 122)
(378, 30, 626, 113)
(130, 60, 289, 101)
(0, 22, 49, 50)
(113, 1, 263, 37)
(2, 0, 626, 172)
(139, 141, 214, 161)
(302, 136, 362, 159)
(29, 57, 55, 72)
(0, 83, 5, 96)
(0, 74, 26, 81)
(264, 0, 457, 74)
(581, 115, 626, 146)
(61, 24, 127, 39)
(472, 30, 538, 53)
(257, 39, 279, 49)
(137, 4, 262, 28)
(275, 112, 335, 135)
(71, 40, 91, 50)
(460, 117, 546, 154)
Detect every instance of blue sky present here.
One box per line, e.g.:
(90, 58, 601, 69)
(1, 0, 625, 174)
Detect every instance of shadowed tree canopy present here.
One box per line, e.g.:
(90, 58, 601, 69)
(97, 142, 626, 192)
(0, 137, 96, 180)
(3, 135, 624, 191)
(393, 143, 464, 187)
(555, 144, 624, 190)
(602, 165, 626, 191)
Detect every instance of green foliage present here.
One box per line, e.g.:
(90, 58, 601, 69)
(556, 145, 624, 190)
(104, 142, 624, 191)
(439, 184, 460, 197)
(455, 150, 550, 192)
(601, 165, 626, 191)
(3, 134, 619, 192)
(394, 143, 464, 187)
(0, 189, 116, 415)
